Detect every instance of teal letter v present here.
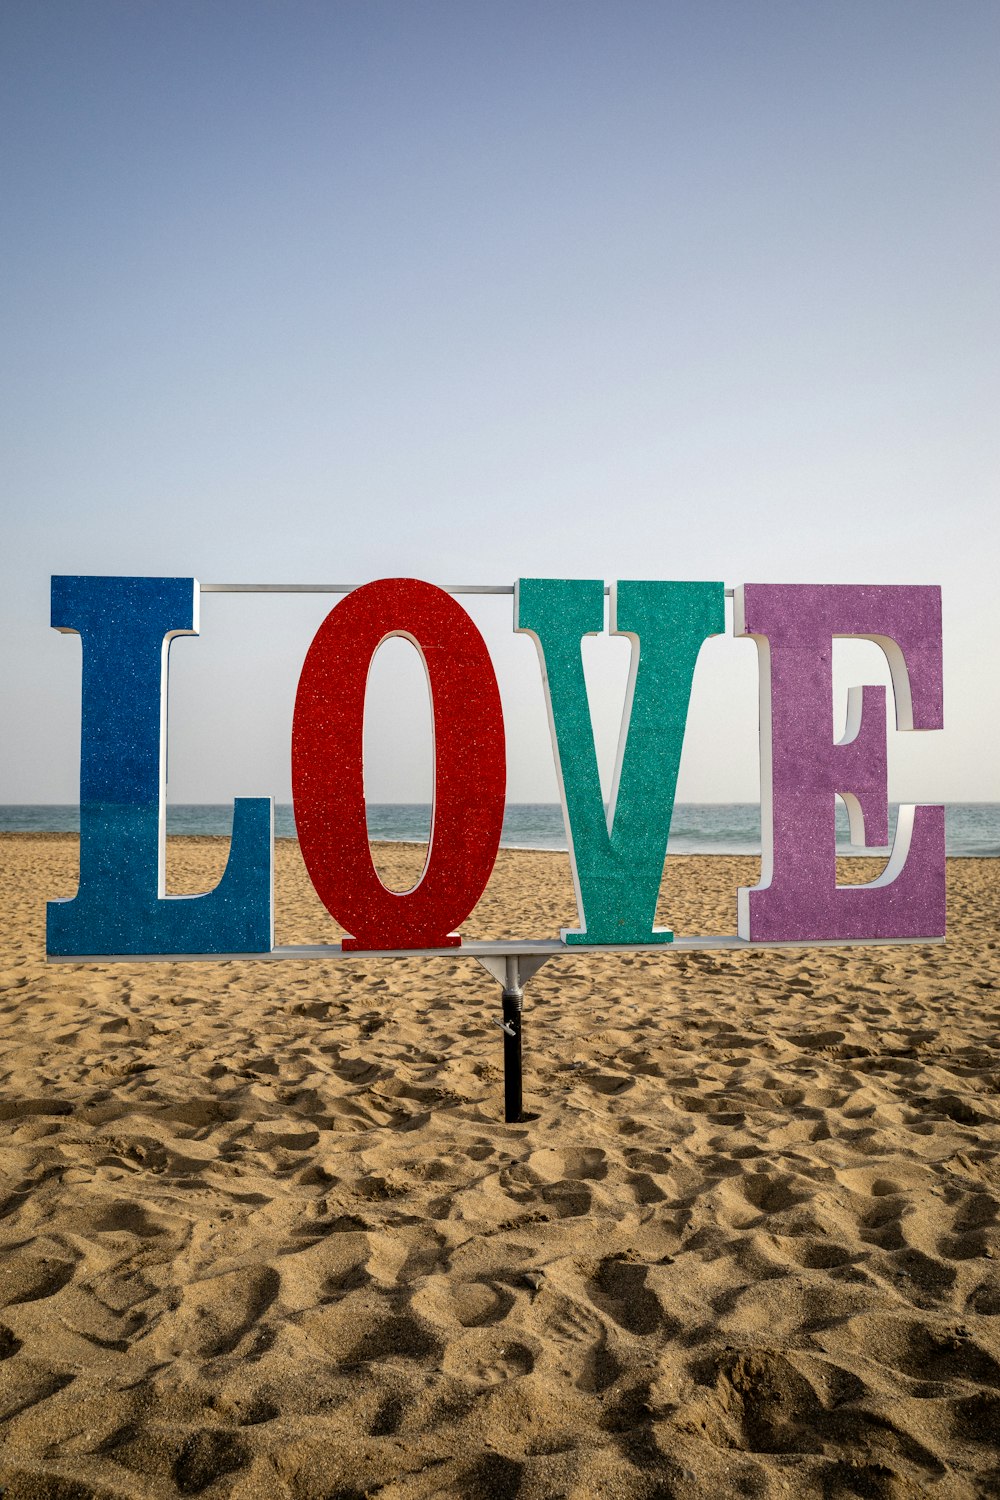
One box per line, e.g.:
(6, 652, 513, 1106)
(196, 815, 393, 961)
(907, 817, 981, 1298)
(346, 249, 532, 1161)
(516, 579, 724, 945)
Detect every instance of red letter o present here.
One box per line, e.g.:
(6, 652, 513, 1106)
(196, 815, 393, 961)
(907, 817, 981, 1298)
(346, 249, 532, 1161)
(292, 579, 506, 950)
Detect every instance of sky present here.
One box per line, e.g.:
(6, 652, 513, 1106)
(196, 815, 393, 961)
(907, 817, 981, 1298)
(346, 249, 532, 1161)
(1, 0, 997, 810)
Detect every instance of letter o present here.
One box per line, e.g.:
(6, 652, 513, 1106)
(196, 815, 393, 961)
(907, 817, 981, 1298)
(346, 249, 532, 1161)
(292, 578, 506, 949)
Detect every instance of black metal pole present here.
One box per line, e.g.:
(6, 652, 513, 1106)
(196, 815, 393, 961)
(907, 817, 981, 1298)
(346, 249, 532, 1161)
(502, 984, 523, 1123)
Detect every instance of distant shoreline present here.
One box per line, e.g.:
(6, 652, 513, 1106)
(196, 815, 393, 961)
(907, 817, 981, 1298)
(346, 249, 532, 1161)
(4, 831, 996, 862)
(4, 802, 999, 855)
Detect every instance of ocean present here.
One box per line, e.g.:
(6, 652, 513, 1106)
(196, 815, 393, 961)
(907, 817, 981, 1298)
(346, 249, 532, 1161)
(3, 803, 999, 856)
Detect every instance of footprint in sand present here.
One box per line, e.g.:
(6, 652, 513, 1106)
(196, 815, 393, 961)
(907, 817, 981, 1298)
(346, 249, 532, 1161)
(442, 1327, 535, 1384)
(587, 1255, 665, 1337)
(0, 1325, 23, 1358)
(540, 1296, 620, 1393)
(966, 1280, 1000, 1316)
(0, 1096, 74, 1122)
(539, 1179, 592, 1217)
(449, 1281, 514, 1328)
(303, 1289, 439, 1365)
(781, 1236, 858, 1272)
(622, 1147, 672, 1175)
(0, 1252, 76, 1308)
(173, 1428, 251, 1493)
(623, 1170, 667, 1205)
(937, 1190, 998, 1260)
(0, 1362, 75, 1425)
(689, 1347, 826, 1456)
(411, 1275, 514, 1330)
(156, 1265, 280, 1359)
(951, 1392, 1000, 1450)
(834, 1311, 1000, 1388)
(57, 1282, 147, 1351)
(526, 1145, 607, 1182)
(740, 1171, 807, 1216)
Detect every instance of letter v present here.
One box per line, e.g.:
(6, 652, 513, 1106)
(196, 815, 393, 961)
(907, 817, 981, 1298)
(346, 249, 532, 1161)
(515, 578, 724, 944)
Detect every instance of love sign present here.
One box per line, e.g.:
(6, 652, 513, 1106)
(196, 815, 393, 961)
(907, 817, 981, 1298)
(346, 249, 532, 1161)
(46, 575, 945, 960)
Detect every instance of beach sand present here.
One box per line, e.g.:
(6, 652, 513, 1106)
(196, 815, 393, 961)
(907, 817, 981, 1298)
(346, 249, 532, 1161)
(1, 833, 998, 1498)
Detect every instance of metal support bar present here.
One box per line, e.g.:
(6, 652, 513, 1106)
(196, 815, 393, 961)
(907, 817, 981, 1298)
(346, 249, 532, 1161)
(200, 583, 518, 595)
(200, 583, 737, 598)
(474, 952, 553, 1124)
(49, 935, 943, 963)
(502, 961, 523, 1125)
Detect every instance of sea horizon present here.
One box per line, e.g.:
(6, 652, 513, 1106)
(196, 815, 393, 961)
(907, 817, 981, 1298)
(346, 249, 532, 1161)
(3, 802, 999, 858)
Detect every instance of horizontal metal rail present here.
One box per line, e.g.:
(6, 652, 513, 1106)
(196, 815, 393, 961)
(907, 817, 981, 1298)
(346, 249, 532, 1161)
(201, 583, 514, 595)
(48, 934, 943, 964)
(201, 583, 737, 598)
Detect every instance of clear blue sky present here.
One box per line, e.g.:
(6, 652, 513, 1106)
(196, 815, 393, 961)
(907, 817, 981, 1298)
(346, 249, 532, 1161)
(2, 1, 997, 806)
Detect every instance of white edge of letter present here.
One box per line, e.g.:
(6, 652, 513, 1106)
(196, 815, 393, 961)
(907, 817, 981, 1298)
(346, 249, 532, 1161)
(734, 585, 773, 941)
(513, 579, 591, 943)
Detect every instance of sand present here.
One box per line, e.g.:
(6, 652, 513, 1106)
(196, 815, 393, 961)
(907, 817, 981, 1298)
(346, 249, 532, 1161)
(0, 833, 998, 1499)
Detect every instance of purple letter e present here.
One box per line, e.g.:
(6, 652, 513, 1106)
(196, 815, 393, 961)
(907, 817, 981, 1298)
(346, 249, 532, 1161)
(734, 584, 944, 943)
